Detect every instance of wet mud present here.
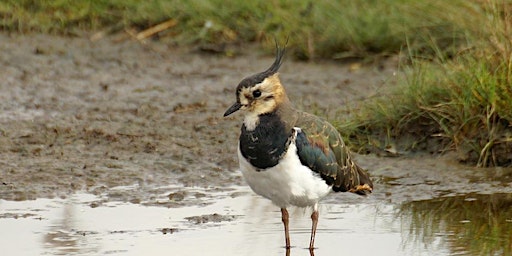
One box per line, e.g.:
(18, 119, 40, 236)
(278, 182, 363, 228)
(1, 33, 512, 255)
(0, 32, 395, 202)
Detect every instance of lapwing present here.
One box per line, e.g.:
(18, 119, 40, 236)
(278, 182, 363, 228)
(223, 43, 373, 250)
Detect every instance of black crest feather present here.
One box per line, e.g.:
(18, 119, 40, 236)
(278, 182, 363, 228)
(265, 38, 288, 76)
(237, 38, 288, 89)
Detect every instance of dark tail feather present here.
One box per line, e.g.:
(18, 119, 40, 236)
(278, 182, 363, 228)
(333, 160, 373, 196)
(350, 164, 373, 196)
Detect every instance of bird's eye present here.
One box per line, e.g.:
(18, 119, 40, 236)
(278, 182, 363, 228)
(252, 89, 262, 98)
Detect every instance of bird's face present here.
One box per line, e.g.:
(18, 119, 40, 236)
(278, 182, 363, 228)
(224, 44, 287, 117)
(224, 74, 285, 117)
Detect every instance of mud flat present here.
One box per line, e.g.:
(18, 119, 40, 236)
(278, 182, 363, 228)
(1, 33, 511, 255)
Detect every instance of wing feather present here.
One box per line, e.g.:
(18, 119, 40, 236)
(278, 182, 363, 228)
(295, 112, 373, 195)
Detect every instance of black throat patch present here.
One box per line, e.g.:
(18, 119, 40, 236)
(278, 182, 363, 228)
(239, 112, 292, 170)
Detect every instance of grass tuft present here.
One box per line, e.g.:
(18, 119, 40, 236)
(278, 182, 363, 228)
(337, 1, 512, 167)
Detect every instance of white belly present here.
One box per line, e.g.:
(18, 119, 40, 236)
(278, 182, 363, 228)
(238, 142, 332, 208)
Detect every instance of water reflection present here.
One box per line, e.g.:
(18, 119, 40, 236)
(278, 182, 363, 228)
(399, 193, 512, 256)
(43, 197, 99, 255)
(286, 247, 315, 256)
(2, 189, 512, 255)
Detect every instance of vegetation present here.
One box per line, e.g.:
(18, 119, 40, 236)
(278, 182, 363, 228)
(400, 193, 512, 255)
(0, 0, 483, 58)
(336, 1, 512, 167)
(1, 0, 510, 166)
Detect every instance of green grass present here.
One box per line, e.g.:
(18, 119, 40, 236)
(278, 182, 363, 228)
(336, 1, 512, 167)
(400, 193, 512, 255)
(0, 0, 484, 59)
(1, 0, 511, 166)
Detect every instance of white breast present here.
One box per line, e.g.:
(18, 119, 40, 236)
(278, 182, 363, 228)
(238, 141, 332, 208)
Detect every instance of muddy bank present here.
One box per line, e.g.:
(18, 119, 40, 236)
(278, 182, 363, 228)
(0, 32, 398, 203)
(2, 33, 512, 256)
(2, 32, 511, 205)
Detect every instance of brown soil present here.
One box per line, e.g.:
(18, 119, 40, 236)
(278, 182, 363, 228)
(0, 32, 397, 203)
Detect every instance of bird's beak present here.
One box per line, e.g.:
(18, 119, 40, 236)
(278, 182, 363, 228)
(223, 102, 242, 117)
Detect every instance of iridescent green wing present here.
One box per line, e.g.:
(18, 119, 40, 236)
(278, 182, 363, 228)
(295, 112, 373, 195)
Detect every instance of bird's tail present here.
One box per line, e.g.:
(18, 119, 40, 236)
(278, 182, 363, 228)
(333, 154, 374, 195)
(347, 162, 373, 196)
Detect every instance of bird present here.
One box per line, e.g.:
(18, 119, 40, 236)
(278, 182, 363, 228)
(223, 42, 373, 250)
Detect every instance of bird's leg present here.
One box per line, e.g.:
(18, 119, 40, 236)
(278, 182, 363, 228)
(281, 208, 291, 248)
(309, 204, 319, 250)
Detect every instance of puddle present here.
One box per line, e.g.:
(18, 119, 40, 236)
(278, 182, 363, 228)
(399, 193, 512, 256)
(2, 187, 511, 256)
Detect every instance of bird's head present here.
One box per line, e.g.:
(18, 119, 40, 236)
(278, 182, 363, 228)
(223, 45, 288, 118)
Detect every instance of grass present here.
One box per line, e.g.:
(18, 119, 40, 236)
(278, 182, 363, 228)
(336, 1, 512, 167)
(400, 193, 512, 255)
(1, 0, 511, 166)
(0, 0, 483, 59)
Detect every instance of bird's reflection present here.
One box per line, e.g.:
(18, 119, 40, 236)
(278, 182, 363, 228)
(283, 247, 315, 256)
(43, 198, 99, 255)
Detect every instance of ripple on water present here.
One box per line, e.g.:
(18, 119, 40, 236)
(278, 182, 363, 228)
(0, 188, 511, 255)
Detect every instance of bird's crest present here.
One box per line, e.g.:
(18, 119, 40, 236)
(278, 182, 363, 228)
(265, 38, 288, 76)
(238, 38, 288, 88)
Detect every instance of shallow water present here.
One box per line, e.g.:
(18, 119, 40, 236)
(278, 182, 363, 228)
(2, 187, 511, 256)
(1, 33, 511, 256)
